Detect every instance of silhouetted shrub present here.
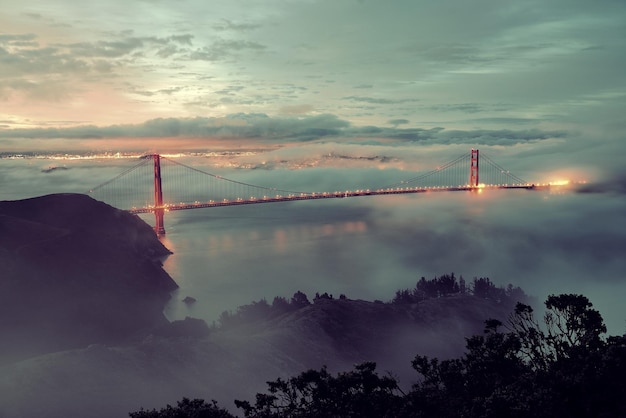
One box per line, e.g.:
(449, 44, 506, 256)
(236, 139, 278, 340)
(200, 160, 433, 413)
(134, 293, 626, 417)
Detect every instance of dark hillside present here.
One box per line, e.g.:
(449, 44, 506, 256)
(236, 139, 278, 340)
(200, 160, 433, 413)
(0, 194, 177, 364)
(212, 292, 522, 387)
(0, 292, 522, 418)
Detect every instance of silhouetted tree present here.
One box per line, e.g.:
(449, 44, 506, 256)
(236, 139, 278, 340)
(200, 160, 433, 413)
(217, 310, 235, 328)
(132, 293, 624, 418)
(271, 296, 291, 314)
(436, 273, 459, 296)
(544, 294, 606, 355)
(129, 398, 234, 418)
(408, 293, 626, 417)
(290, 291, 310, 309)
(392, 274, 527, 306)
(235, 362, 404, 418)
(392, 288, 414, 304)
(313, 292, 333, 302)
(505, 283, 524, 303)
(472, 277, 498, 299)
(415, 276, 438, 298)
(459, 275, 466, 294)
(236, 299, 271, 323)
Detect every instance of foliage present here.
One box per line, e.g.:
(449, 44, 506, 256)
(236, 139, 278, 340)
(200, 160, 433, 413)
(217, 274, 528, 331)
(408, 293, 626, 417)
(290, 291, 311, 308)
(234, 362, 405, 418)
(129, 398, 234, 418)
(313, 292, 333, 302)
(392, 273, 528, 306)
(216, 291, 311, 328)
(135, 293, 626, 417)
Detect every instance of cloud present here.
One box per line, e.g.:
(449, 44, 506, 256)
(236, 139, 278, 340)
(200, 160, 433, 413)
(0, 30, 206, 105)
(0, 79, 75, 101)
(0, 33, 38, 44)
(405, 43, 486, 66)
(279, 104, 315, 115)
(0, 31, 196, 78)
(125, 85, 185, 97)
(214, 85, 246, 95)
(64, 38, 145, 58)
(342, 96, 419, 105)
(0, 114, 566, 148)
(423, 103, 509, 114)
(188, 38, 267, 62)
(387, 119, 409, 127)
(212, 19, 261, 32)
(576, 170, 626, 195)
(435, 129, 567, 145)
(464, 118, 542, 125)
(0, 43, 89, 78)
(0, 114, 349, 142)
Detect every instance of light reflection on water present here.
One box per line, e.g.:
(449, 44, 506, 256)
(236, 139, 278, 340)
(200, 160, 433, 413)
(152, 205, 380, 324)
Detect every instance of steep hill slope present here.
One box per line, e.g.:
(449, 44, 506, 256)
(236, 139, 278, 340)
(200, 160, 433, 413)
(0, 194, 177, 364)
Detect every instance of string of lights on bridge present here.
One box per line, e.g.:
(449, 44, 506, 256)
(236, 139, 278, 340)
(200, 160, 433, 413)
(87, 149, 569, 234)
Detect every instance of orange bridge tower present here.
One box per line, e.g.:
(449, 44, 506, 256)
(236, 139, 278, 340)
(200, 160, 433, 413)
(470, 149, 479, 187)
(152, 154, 165, 235)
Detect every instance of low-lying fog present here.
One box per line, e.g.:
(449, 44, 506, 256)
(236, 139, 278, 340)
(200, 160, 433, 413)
(1, 139, 625, 417)
(2, 142, 624, 334)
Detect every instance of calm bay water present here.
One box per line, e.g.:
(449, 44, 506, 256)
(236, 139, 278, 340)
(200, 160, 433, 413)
(154, 200, 405, 323)
(2, 156, 625, 333)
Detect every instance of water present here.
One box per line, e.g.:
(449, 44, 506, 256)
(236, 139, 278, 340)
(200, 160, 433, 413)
(156, 200, 391, 323)
(2, 155, 625, 334)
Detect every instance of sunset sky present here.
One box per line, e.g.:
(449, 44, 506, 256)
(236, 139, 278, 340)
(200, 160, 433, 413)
(1, 0, 625, 178)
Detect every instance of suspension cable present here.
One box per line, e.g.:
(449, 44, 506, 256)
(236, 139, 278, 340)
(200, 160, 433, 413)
(161, 156, 311, 195)
(86, 157, 152, 193)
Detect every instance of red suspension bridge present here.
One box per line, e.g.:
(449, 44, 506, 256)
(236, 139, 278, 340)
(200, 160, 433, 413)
(88, 149, 543, 235)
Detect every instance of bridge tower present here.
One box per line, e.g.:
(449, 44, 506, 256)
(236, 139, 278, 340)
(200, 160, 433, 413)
(470, 149, 479, 187)
(152, 154, 166, 235)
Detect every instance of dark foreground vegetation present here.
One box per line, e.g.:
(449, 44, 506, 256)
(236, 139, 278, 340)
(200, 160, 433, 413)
(215, 273, 528, 330)
(130, 290, 626, 417)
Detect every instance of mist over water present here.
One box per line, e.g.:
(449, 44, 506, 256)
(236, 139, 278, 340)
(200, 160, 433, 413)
(157, 187, 626, 335)
(2, 154, 625, 334)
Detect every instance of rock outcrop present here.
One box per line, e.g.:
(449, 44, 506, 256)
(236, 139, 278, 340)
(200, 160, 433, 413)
(0, 193, 177, 364)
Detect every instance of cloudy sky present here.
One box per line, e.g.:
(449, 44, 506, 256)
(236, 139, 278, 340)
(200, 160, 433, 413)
(1, 0, 624, 170)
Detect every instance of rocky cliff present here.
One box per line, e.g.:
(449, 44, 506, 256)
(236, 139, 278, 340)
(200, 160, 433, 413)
(0, 193, 177, 364)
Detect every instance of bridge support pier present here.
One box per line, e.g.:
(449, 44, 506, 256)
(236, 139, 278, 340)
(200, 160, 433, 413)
(154, 209, 165, 235)
(470, 149, 479, 188)
(153, 154, 166, 235)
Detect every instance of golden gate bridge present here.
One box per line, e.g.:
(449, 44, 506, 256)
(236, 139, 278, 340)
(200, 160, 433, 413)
(88, 149, 543, 235)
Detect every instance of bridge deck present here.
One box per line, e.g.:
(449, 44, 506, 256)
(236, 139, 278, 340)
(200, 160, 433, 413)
(127, 184, 537, 214)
